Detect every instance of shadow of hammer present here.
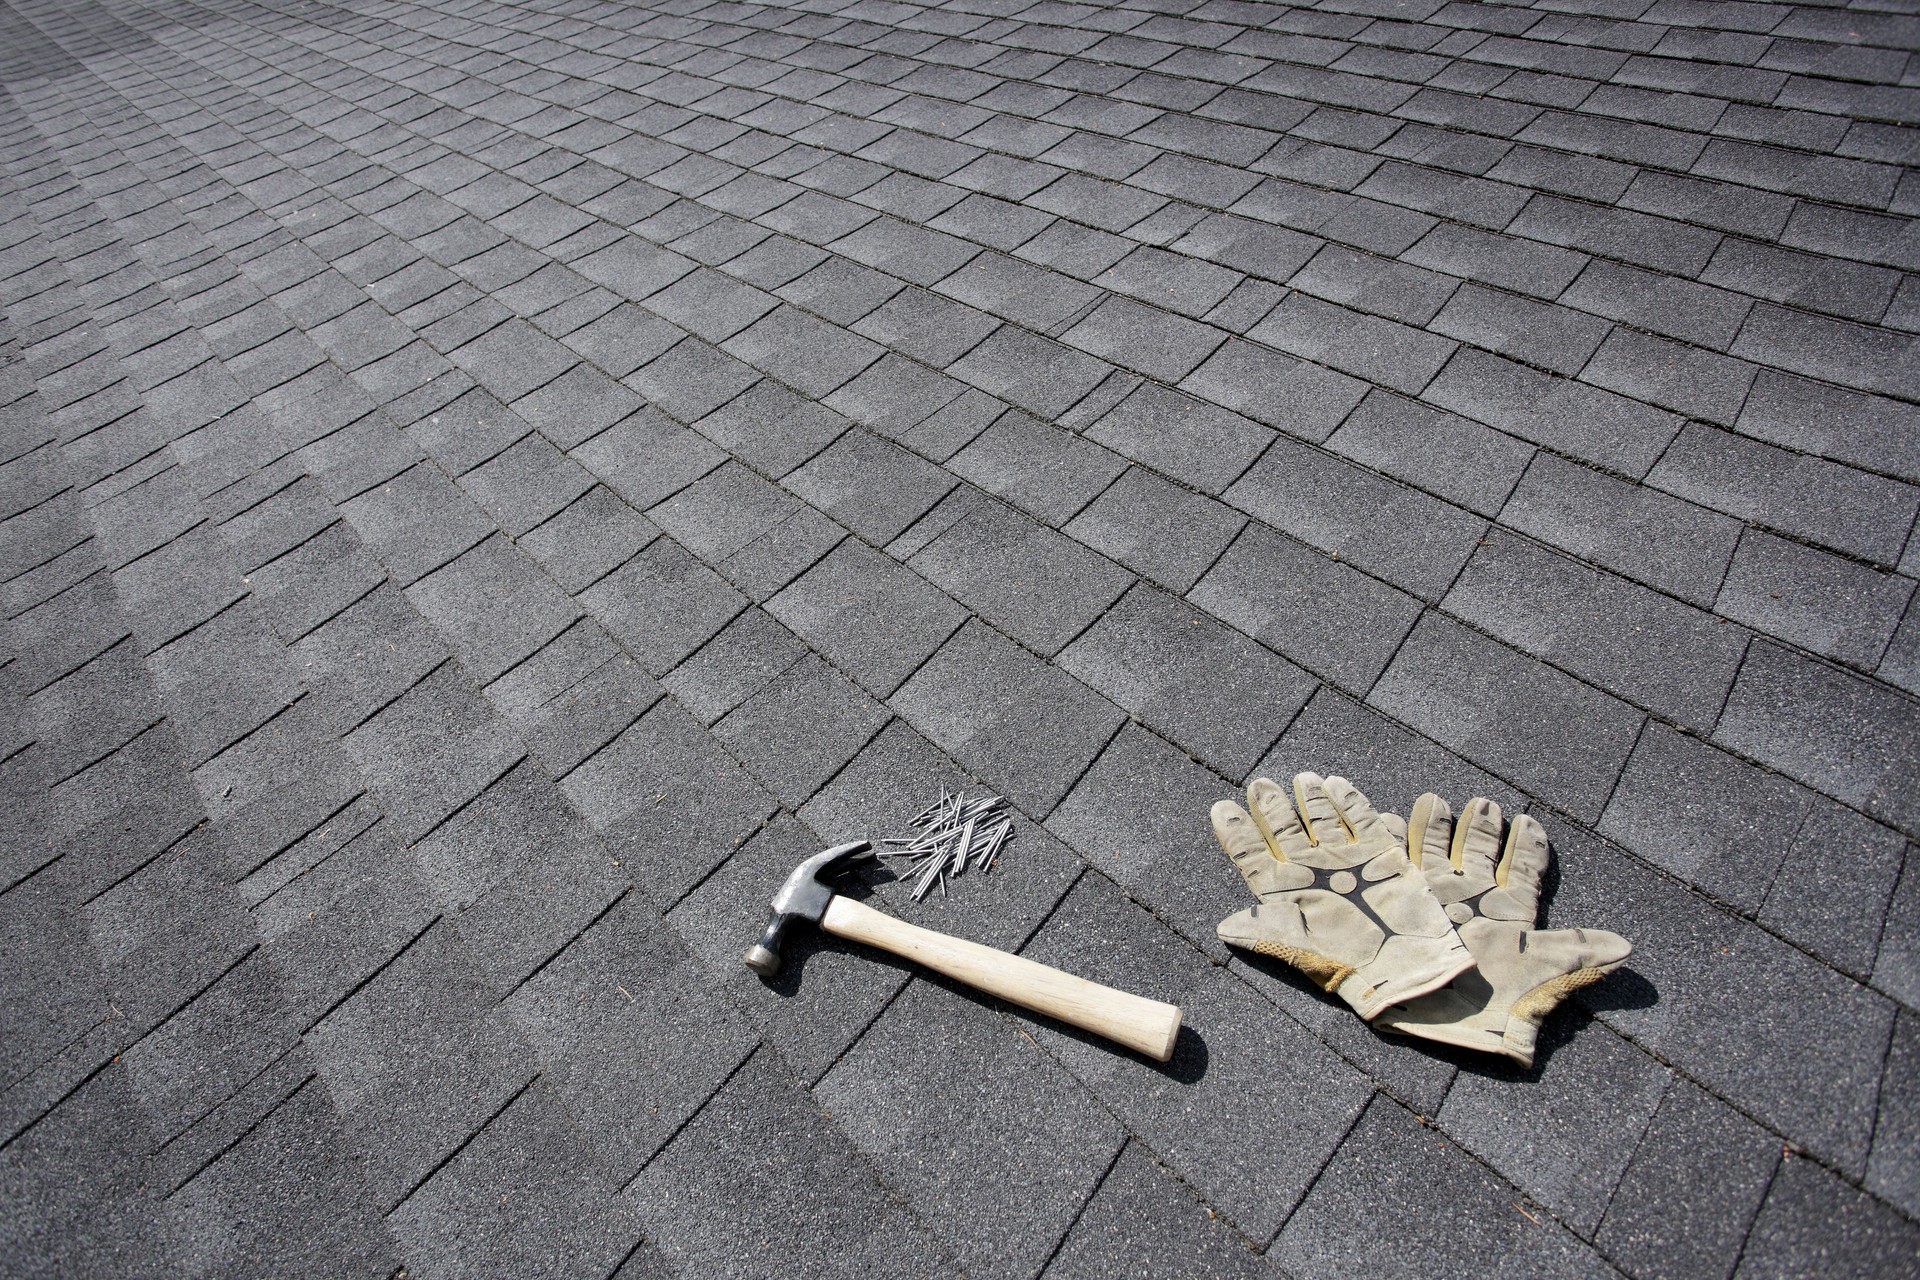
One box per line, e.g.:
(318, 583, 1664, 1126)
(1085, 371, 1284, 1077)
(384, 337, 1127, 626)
(745, 840, 1183, 1062)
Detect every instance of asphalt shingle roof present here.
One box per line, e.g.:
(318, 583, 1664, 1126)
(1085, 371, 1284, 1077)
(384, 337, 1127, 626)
(1, 0, 1917, 1274)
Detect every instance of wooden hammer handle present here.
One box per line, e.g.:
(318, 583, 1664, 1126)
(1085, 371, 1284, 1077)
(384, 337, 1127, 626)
(821, 896, 1183, 1062)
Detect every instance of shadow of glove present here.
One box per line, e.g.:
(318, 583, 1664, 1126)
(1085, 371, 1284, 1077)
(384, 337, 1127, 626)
(1212, 772, 1475, 1020)
(1376, 795, 1632, 1067)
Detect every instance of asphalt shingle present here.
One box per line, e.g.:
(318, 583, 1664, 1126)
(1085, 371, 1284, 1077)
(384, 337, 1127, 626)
(9, 1, 1918, 1272)
(891, 620, 1126, 817)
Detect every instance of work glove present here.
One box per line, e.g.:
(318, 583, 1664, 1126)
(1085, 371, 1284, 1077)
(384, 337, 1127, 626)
(1211, 772, 1475, 1020)
(1376, 794, 1632, 1067)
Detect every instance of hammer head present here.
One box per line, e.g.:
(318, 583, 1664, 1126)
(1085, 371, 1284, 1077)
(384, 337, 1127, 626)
(744, 841, 874, 977)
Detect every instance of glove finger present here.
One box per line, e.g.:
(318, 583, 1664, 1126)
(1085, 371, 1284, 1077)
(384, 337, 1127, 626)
(1292, 771, 1349, 847)
(1213, 798, 1289, 897)
(1379, 811, 1407, 844)
(1498, 813, 1550, 915)
(1407, 793, 1453, 872)
(1324, 775, 1394, 845)
(1456, 797, 1505, 879)
(1247, 776, 1312, 858)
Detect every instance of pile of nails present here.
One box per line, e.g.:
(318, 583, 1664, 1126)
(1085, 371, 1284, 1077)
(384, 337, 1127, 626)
(879, 790, 1014, 901)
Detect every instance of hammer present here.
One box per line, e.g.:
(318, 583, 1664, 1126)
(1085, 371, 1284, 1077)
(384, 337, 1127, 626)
(745, 841, 1183, 1062)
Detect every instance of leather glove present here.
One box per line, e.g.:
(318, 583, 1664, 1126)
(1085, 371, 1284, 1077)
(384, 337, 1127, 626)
(1212, 772, 1475, 1020)
(1376, 794, 1632, 1067)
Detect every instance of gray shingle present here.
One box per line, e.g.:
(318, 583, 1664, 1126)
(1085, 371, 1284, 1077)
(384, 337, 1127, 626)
(1043, 1142, 1269, 1280)
(1562, 258, 1753, 352)
(719, 505, 849, 603)
(1440, 1019, 1671, 1236)
(911, 493, 1132, 653)
(404, 386, 532, 475)
(1062, 466, 1246, 594)
(1595, 1080, 1779, 1280)
(406, 536, 582, 683)
(1736, 368, 1920, 484)
(814, 978, 1122, 1280)
(1648, 422, 1920, 566)
(691, 378, 848, 478)
(849, 285, 1001, 367)
(1760, 799, 1907, 981)
(630, 1050, 959, 1280)
(1869, 1009, 1920, 1220)
(457, 433, 596, 536)
(891, 620, 1126, 816)
(561, 702, 776, 906)
(934, 249, 1100, 330)
(510, 361, 650, 452)
(640, 267, 778, 342)
(723, 304, 886, 397)
(1272, 1096, 1616, 1280)
(776, 257, 903, 325)
(1580, 327, 1758, 428)
(623, 338, 760, 422)
(1248, 291, 1457, 396)
(561, 302, 683, 378)
(579, 538, 747, 676)
(332, 463, 492, 586)
(302, 924, 536, 1208)
(1400, 220, 1589, 299)
(947, 324, 1115, 419)
(1062, 295, 1229, 383)
(1085, 381, 1272, 494)
(1599, 720, 1813, 913)
(1060, 583, 1314, 780)
(1735, 1156, 1920, 1280)
(713, 654, 889, 806)
(782, 428, 957, 543)
(1443, 530, 1750, 730)
(520, 486, 658, 595)
(946, 412, 1125, 526)
(1716, 642, 1920, 839)
(1288, 242, 1458, 326)
(145, 599, 304, 767)
(1732, 303, 1920, 404)
(1715, 531, 1915, 670)
(569, 407, 726, 511)
(1501, 453, 1742, 607)
(1180, 336, 1369, 443)
(1096, 244, 1246, 318)
(1325, 390, 1534, 517)
(1189, 523, 1422, 692)
(1702, 237, 1901, 326)
(659, 608, 808, 727)
(447, 318, 577, 402)
(245, 520, 390, 644)
(386, 1081, 643, 1279)
(1022, 873, 1371, 1244)
(1424, 348, 1681, 480)
(647, 462, 801, 564)
(484, 620, 659, 778)
(1552, 823, 1896, 1176)
(1261, 686, 1530, 821)
(167, 1073, 400, 1278)
(1426, 281, 1610, 377)
(1508, 194, 1720, 278)
(821, 353, 966, 438)
(1369, 612, 1644, 823)
(1228, 433, 1487, 599)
